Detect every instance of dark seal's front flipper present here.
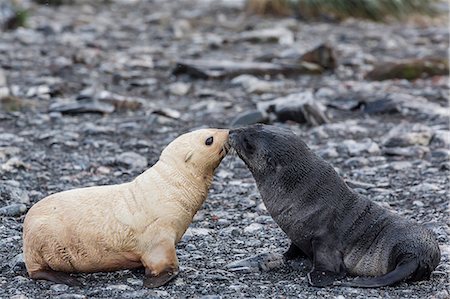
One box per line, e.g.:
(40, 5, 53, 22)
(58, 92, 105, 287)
(308, 239, 346, 287)
(342, 259, 419, 288)
(283, 243, 308, 261)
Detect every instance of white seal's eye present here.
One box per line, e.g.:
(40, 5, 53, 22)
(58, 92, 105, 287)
(205, 136, 214, 146)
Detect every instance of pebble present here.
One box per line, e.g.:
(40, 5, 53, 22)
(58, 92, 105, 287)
(10, 295, 28, 299)
(54, 294, 86, 299)
(51, 284, 70, 292)
(0, 181, 29, 204)
(115, 152, 148, 170)
(0, 203, 27, 216)
(126, 278, 143, 287)
(243, 223, 263, 234)
(169, 82, 191, 96)
(344, 157, 369, 168)
(106, 284, 133, 291)
(342, 139, 380, 156)
(383, 124, 433, 147)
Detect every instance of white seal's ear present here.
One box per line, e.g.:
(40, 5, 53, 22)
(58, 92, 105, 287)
(184, 150, 194, 163)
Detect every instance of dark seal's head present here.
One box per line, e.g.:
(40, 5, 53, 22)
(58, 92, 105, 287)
(229, 124, 310, 180)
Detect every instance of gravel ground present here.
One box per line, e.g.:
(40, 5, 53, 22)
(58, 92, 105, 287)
(0, 0, 449, 298)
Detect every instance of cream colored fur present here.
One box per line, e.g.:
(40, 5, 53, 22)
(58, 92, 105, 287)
(23, 129, 229, 280)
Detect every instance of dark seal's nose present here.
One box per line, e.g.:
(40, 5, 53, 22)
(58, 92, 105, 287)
(228, 129, 243, 147)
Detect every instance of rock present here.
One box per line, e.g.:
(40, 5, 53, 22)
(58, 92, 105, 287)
(51, 284, 70, 292)
(231, 75, 279, 94)
(49, 100, 115, 115)
(390, 161, 413, 171)
(0, 203, 27, 216)
(431, 130, 450, 148)
(230, 110, 269, 127)
(383, 124, 433, 147)
(345, 179, 375, 190)
(257, 91, 329, 126)
(431, 149, 450, 162)
(115, 152, 148, 170)
(96, 90, 146, 111)
(151, 107, 181, 120)
(10, 295, 28, 299)
(0, 181, 29, 204)
(382, 146, 429, 158)
(106, 284, 133, 291)
(243, 223, 263, 234)
(363, 98, 400, 114)
(300, 43, 337, 70)
(341, 139, 380, 156)
(225, 252, 285, 273)
(185, 244, 197, 251)
(0, 68, 9, 98)
(126, 278, 143, 286)
(344, 157, 369, 168)
(366, 58, 449, 81)
(54, 294, 86, 299)
(410, 183, 440, 193)
(173, 59, 322, 79)
(169, 82, 191, 96)
(237, 27, 294, 45)
(8, 253, 25, 269)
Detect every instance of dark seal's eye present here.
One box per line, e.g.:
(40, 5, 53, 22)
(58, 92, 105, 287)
(205, 136, 214, 146)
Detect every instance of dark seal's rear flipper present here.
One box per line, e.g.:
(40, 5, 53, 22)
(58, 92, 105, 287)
(342, 259, 419, 288)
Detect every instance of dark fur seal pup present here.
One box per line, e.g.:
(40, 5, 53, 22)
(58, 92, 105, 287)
(229, 124, 440, 288)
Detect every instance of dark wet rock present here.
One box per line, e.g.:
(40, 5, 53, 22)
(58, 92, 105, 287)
(367, 58, 449, 81)
(114, 152, 148, 170)
(230, 110, 269, 127)
(225, 252, 285, 273)
(383, 124, 433, 147)
(257, 91, 329, 126)
(363, 97, 400, 114)
(49, 99, 115, 115)
(173, 59, 322, 79)
(0, 203, 27, 216)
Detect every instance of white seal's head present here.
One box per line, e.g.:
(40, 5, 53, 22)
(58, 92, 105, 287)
(159, 128, 230, 178)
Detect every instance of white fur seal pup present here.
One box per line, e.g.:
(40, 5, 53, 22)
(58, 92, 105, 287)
(229, 124, 440, 288)
(23, 128, 229, 287)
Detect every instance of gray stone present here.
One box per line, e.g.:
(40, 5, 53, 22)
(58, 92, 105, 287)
(237, 27, 294, 45)
(0, 203, 27, 216)
(54, 294, 86, 299)
(106, 284, 133, 291)
(115, 152, 148, 170)
(0, 181, 29, 204)
(230, 110, 269, 127)
(226, 252, 285, 273)
(231, 75, 279, 94)
(126, 278, 143, 287)
(382, 146, 429, 158)
(243, 223, 263, 234)
(51, 284, 70, 292)
(257, 91, 329, 126)
(49, 100, 115, 115)
(431, 149, 450, 162)
(383, 123, 433, 147)
(345, 179, 375, 190)
(344, 157, 369, 168)
(169, 82, 191, 96)
(431, 130, 450, 147)
(342, 139, 380, 156)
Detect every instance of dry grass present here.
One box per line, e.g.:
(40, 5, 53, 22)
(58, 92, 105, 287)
(245, 0, 442, 21)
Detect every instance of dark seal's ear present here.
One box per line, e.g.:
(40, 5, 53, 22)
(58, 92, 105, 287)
(184, 150, 194, 163)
